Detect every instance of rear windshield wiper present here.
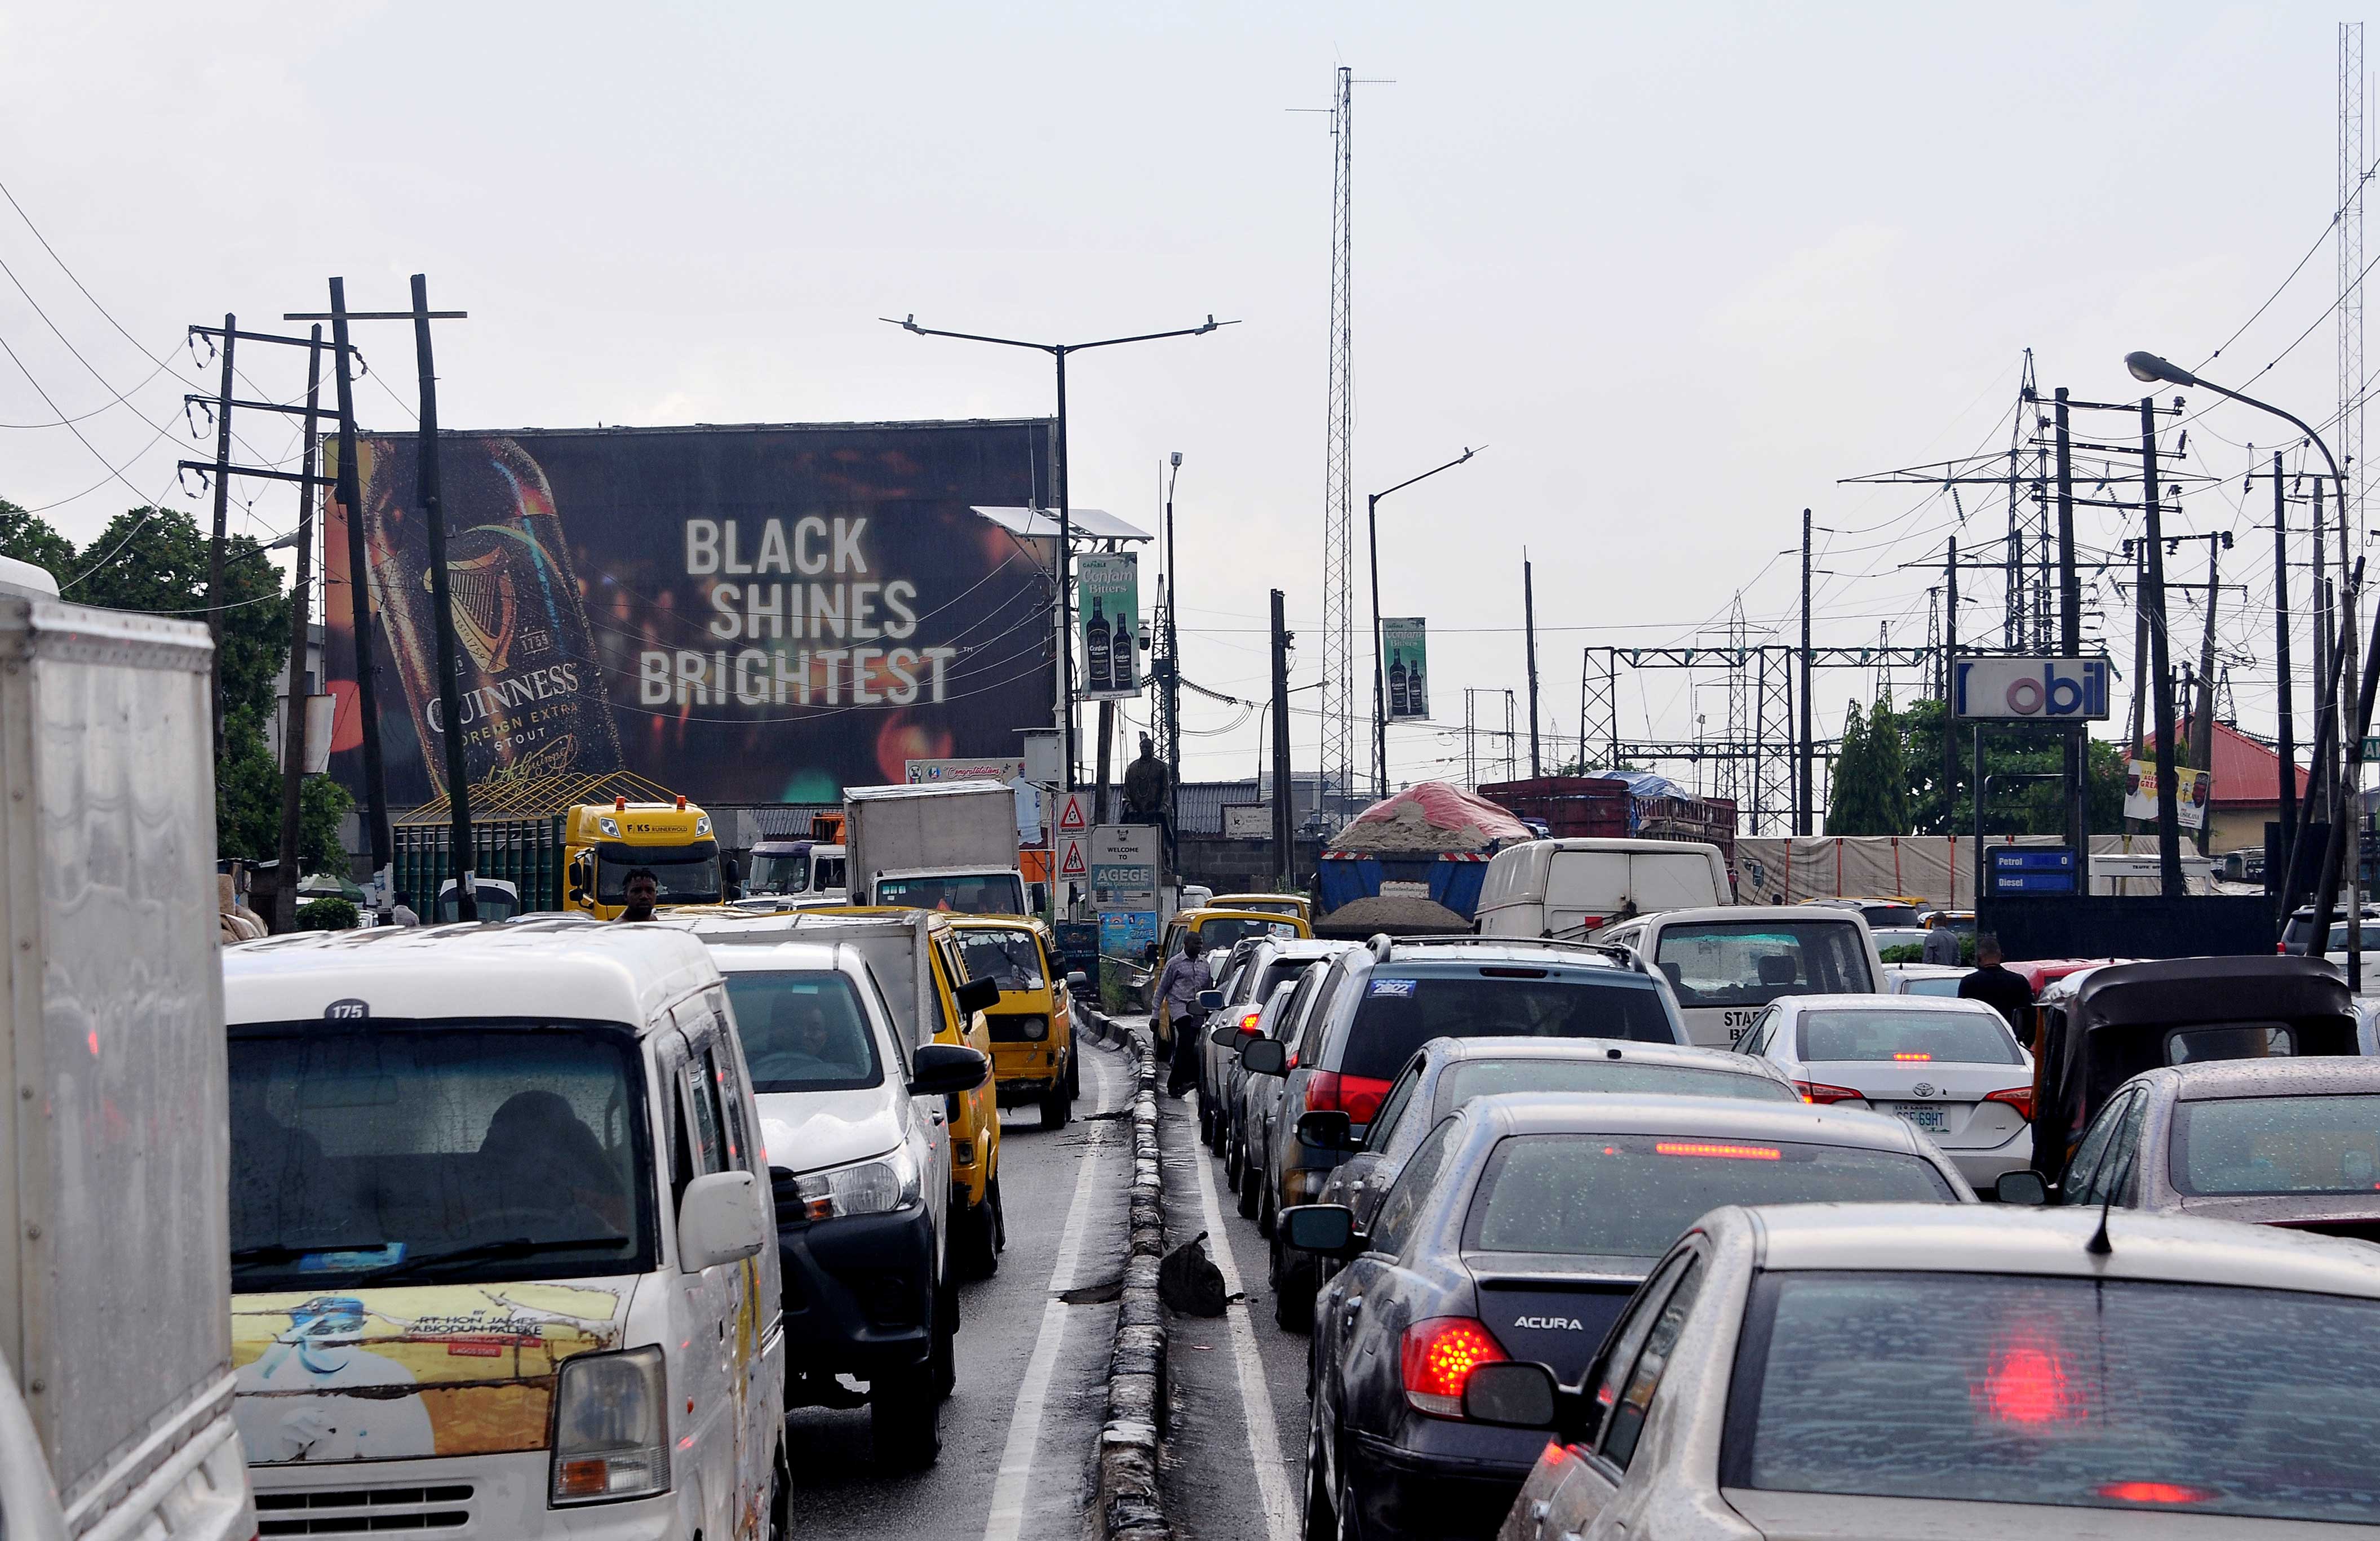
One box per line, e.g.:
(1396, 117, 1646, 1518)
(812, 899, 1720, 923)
(357, 1234, 629, 1282)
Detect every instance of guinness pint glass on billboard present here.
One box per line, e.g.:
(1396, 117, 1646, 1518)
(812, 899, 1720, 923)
(355, 435, 624, 793)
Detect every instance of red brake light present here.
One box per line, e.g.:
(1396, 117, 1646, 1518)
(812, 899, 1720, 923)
(1399, 1316, 1508, 1416)
(2098, 1481, 2215, 1506)
(1984, 1086, 2036, 1121)
(1305, 1071, 1393, 1125)
(1892, 1051, 1933, 1062)
(1655, 1140, 1780, 1161)
(1794, 1080, 1863, 1105)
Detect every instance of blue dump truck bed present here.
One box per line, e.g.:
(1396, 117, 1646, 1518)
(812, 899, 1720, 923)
(1315, 851, 1491, 920)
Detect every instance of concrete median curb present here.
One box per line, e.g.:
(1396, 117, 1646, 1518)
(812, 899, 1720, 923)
(1083, 1006, 1171, 1541)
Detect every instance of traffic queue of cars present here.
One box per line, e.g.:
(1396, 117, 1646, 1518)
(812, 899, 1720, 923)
(219, 902, 1088, 1540)
(1200, 903, 2380, 1540)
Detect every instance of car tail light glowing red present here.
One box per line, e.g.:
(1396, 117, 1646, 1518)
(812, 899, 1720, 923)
(1655, 1140, 1781, 1161)
(1306, 1071, 1393, 1125)
(1984, 1085, 2035, 1121)
(1399, 1316, 1507, 1416)
(1794, 1080, 1863, 1104)
(2097, 1481, 2214, 1506)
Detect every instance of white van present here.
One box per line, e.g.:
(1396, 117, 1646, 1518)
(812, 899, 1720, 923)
(701, 937, 982, 1466)
(1596, 904, 1883, 1049)
(223, 925, 787, 1539)
(1474, 838, 1732, 939)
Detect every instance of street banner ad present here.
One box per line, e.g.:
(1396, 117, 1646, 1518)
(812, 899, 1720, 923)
(321, 420, 1058, 808)
(1951, 656, 2113, 721)
(1076, 553, 1141, 700)
(1099, 909, 1158, 960)
(1383, 617, 1430, 720)
(2123, 760, 2210, 831)
(1089, 823, 1159, 911)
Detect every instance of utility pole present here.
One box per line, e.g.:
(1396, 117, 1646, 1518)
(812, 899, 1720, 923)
(272, 328, 325, 933)
(1162, 452, 1183, 861)
(2128, 538, 2150, 784)
(2190, 533, 2227, 853)
(2275, 450, 2298, 868)
(1797, 508, 1814, 834)
(204, 314, 235, 752)
(409, 274, 477, 922)
(1523, 553, 1541, 778)
(2141, 398, 2183, 898)
(2055, 387, 2089, 888)
(1944, 536, 1958, 831)
(2315, 479, 2330, 823)
(328, 278, 391, 895)
(1270, 588, 1293, 888)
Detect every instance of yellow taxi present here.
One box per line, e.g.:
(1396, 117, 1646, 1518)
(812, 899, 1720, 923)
(940, 917, 1080, 1130)
(1209, 892, 1315, 925)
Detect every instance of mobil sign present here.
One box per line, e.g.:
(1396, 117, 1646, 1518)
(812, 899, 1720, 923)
(1952, 656, 2113, 722)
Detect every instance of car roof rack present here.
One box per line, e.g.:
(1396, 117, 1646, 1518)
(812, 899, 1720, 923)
(1362, 932, 1650, 974)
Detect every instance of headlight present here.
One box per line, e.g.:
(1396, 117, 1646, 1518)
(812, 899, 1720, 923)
(597, 816, 621, 838)
(788, 1145, 919, 1221)
(694, 815, 712, 837)
(549, 1345, 669, 1506)
(1019, 1015, 1049, 1041)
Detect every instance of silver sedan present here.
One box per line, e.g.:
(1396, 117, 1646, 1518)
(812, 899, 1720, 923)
(1486, 1203, 2380, 1538)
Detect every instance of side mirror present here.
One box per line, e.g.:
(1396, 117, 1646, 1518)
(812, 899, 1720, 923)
(1066, 970, 1090, 991)
(1296, 1109, 1353, 1152)
(909, 1042, 990, 1096)
(1211, 1022, 1248, 1048)
(1993, 1171, 2050, 1207)
(1142, 942, 1160, 965)
(677, 1169, 767, 1272)
(1196, 989, 1225, 1012)
(1240, 1037, 1289, 1077)
(953, 976, 1001, 1016)
(1462, 1361, 1559, 1429)
(1279, 1203, 1360, 1259)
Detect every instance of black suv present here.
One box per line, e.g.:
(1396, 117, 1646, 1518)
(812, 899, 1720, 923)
(1238, 935, 1687, 1328)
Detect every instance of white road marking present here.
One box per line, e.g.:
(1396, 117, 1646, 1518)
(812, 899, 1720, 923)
(979, 1046, 1119, 1541)
(1187, 1098, 1298, 1541)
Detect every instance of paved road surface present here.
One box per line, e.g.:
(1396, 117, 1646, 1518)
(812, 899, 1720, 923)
(1146, 1019, 1309, 1541)
(785, 1034, 1132, 1541)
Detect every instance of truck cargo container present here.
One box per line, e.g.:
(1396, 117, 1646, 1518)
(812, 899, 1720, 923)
(844, 781, 1026, 916)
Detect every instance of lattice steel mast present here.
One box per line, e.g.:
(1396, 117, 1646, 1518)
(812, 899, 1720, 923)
(1320, 66, 1358, 819)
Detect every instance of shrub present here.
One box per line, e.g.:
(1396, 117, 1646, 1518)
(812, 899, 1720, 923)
(296, 897, 359, 932)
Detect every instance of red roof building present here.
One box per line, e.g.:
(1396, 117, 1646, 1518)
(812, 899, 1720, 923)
(2141, 720, 2311, 852)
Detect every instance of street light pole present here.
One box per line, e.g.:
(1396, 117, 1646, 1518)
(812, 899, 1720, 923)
(2125, 351, 2362, 974)
(1367, 446, 1482, 797)
(884, 313, 1236, 793)
(1163, 451, 1184, 861)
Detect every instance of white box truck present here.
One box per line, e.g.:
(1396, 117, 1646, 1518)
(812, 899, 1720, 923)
(844, 781, 1027, 916)
(0, 599, 252, 1540)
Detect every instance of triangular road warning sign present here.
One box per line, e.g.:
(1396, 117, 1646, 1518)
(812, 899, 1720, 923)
(1058, 837, 1089, 878)
(1056, 793, 1090, 834)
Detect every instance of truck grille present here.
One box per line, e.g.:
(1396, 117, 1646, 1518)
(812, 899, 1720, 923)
(987, 1013, 1047, 1043)
(256, 1484, 475, 1534)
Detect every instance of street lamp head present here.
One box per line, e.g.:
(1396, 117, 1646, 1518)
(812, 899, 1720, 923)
(1195, 314, 1217, 335)
(1171, 451, 1183, 468)
(2125, 350, 2192, 387)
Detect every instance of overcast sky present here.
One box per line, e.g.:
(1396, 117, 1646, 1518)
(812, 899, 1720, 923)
(2, 2, 2365, 809)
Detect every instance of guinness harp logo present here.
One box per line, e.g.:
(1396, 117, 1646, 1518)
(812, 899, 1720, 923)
(427, 541, 520, 674)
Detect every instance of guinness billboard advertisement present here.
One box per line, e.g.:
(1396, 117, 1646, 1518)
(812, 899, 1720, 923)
(322, 420, 1058, 807)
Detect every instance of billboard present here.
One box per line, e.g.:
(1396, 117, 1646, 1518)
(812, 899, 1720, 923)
(322, 421, 1058, 808)
(2124, 759, 2210, 830)
(1076, 553, 1141, 699)
(1383, 617, 1429, 720)
(1951, 657, 2112, 722)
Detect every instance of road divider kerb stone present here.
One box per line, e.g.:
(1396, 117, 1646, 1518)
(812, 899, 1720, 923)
(1083, 1006, 1171, 1541)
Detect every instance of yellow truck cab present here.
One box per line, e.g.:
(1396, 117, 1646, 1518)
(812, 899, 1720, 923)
(1209, 892, 1315, 925)
(688, 908, 1008, 1280)
(562, 796, 723, 920)
(1158, 906, 1314, 966)
(941, 917, 1082, 1130)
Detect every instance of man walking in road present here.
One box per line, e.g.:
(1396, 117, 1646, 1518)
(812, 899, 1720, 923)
(1922, 918, 1962, 966)
(1154, 930, 1211, 1098)
(1957, 934, 2035, 1043)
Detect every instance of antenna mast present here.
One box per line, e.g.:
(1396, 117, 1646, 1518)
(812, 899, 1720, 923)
(1322, 65, 1358, 818)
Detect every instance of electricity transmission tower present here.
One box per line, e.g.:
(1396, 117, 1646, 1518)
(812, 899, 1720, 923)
(1319, 65, 1357, 829)
(2344, 23, 2366, 556)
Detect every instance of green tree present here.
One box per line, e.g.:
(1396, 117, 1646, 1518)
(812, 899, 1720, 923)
(1827, 699, 1895, 833)
(70, 508, 289, 718)
(1890, 696, 2125, 836)
(0, 499, 74, 578)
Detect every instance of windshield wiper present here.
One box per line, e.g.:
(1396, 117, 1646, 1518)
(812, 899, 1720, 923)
(231, 1241, 396, 1269)
(357, 1234, 630, 1282)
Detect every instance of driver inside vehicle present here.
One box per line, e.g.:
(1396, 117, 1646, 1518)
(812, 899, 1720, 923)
(775, 992, 868, 1077)
(475, 1090, 629, 1234)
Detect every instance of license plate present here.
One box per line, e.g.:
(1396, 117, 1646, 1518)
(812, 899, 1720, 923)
(1890, 1104, 1948, 1133)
